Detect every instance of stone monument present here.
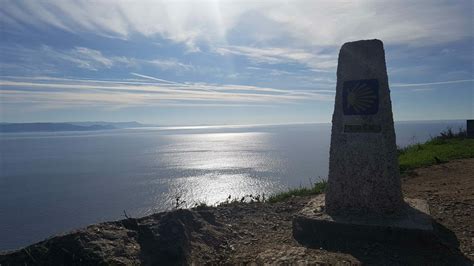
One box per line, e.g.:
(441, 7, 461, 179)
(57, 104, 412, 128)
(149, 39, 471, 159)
(326, 39, 404, 214)
(293, 39, 433, 246)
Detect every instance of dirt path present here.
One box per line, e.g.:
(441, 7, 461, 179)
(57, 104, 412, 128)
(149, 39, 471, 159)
(402, 158, 474, 261)
(2, 159, 473, 265)
(216, 158, 474, 264)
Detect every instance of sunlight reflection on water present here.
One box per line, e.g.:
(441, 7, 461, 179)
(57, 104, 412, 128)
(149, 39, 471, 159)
(147, 132, 283, 213)
(0, 121, 466, 250)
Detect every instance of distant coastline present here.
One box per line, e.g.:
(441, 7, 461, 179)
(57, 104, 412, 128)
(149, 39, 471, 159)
(0, 121, 152, 133)
(0, 119, 468, 133)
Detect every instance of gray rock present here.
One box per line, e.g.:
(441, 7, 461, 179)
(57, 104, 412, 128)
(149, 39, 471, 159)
(326, 39, 404, 215)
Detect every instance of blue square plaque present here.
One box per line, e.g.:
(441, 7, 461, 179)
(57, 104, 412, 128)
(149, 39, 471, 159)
(343, 79, 379, 115)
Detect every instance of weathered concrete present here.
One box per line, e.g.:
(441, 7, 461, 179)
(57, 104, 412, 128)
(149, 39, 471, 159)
(326, 39, 404, 215)
(293, 194, 433, 247)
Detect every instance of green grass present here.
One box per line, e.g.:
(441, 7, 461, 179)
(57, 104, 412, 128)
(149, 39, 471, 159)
(398, 137, 474, 173)
(267, 180, 327, 203)
(268, 128, 473, 203)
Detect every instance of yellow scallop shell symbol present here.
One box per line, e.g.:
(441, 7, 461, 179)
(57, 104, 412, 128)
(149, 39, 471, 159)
(346, 82, 377, 113)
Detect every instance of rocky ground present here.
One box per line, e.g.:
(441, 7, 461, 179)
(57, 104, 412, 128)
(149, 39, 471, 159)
(1, 159, 473, 265)
(401, 158, 474, 262)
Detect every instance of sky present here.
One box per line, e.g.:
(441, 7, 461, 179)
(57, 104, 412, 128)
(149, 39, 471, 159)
(0, 0, 473, 125)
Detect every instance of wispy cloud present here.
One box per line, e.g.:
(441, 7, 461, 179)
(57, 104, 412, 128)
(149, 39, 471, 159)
(1, 45, 133, 72)
(215, 45, 337, 71)
(148, 58, 194, 71)
(0, 75, 334, 110)
(412, 88, 435, 92)
(50, 46, 193, 72)
(2, 1, 471, 51)
(1, 1, 472, 122)
(392, 79, 474, 87)
(2, 45, 196, 74)
(42, 46, 116, 71)
(130, 73, 182, 85)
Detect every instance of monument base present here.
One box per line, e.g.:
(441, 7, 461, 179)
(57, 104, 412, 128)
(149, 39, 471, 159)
(292, 194, 434, 247)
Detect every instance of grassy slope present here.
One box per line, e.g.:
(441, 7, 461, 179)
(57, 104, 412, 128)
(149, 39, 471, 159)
(269, 133, 474, 203)
(267, 181, 327, 203)
(399, 138, 474, 173)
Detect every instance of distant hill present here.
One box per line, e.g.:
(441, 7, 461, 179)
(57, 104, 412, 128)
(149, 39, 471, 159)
(68, 121, 155, 128)
(0, 123, 115, 133)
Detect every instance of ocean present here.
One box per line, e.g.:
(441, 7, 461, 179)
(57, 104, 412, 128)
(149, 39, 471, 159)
(0, 120, 466, 250)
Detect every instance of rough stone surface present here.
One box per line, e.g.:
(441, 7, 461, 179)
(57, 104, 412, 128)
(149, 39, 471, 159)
(293, 194, 434, 247)
(326, 39, 404, 214)
(0, 209, 230, 265)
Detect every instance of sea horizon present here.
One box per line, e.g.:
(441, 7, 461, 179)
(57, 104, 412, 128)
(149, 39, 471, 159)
(0, 119, 468, 251)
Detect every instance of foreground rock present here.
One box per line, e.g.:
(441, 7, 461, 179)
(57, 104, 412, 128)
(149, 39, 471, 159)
(1, 159, 473, 265)
(0, 209, 230, 265)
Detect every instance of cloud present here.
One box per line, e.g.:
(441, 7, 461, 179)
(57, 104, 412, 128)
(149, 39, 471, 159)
(2, 0, 471, 51)
(3, 1, 471, 82)
(1, 45, 129, 72)
(44, 46, 193, 72)
(391, 79, 474, 88)
(147, 58, 194, 71)
(0, 75, 334, 109)
(215, 45, 337, 71)
(412, 88, 434, 92)
(2, 45, 195, 73)
(42, 46, 115, 71)
(130, 73, 182, 85)
(260, 1, 472, 47)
